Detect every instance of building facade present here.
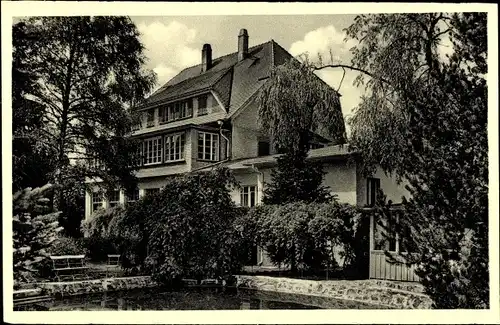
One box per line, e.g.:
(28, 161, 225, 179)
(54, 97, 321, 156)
(84, 29, 417, 281)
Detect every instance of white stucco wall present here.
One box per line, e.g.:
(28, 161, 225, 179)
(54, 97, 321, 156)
(356, 167, 411, 206)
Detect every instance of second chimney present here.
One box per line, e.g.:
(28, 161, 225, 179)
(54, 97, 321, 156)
(201, 43, 212, 72)
(238, 29, 248, 61)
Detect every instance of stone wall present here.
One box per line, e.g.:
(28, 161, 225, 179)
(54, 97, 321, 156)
(235, 275, 432, 309)
(37, 276, 157, 297)
(29, 275, 432, 309)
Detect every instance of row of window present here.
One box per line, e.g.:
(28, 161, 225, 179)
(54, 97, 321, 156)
(136, 95, 209, 130)
(92, 185, 257, 213)
(91, 188, 158, 212)
(135, 131, 220, 166)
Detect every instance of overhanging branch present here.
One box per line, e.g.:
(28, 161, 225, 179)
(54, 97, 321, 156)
(312, 64, 390, 85)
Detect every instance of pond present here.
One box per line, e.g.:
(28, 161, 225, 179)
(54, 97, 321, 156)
(16, 287, 386, 311)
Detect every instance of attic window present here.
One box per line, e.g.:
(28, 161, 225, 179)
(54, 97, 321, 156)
(159, 99, 193, 123)
(146, 109, 155, 128)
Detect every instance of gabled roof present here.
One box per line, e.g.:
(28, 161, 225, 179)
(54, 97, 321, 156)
(139, 40, 293, 116)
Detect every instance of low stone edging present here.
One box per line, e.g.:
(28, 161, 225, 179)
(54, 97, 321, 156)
(29, 274, 432, 309)
(37, 276, 157, 297)
(234, 275, 432, 309)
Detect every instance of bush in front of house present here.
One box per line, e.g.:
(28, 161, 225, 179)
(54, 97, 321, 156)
(238, 201, 363, 275)
(13, 184, 63, 287)
(49, 235, 86, 256)
(81, 206, 123, 261)
(143, 168, 246, 283)
(110, 167, 250, 283)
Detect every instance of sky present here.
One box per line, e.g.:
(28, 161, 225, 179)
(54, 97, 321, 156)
(130, 15, 364, 124)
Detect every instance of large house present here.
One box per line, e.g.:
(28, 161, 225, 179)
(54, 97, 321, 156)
(85, 29, 417, 282)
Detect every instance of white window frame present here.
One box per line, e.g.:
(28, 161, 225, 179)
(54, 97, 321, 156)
(91, 191, 103, 212)
(160, 99, 193, 124)
(198, 131, 219, 161)
(240, 185, 257, 207)
(143, 136, 163, 165)
(108, 190, 120, 208)
(164, 133, 186, 162)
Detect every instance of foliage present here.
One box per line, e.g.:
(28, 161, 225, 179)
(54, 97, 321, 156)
(109, 168, 248, 282)
(13, 185, 63, 286)
(48, 235, 86, 256)
(263, 151, 335, 205)
(240, 202, 362, 274)
(144, 168, 243, 282)
(258, 58, 346, 153)
(12, 17, 157, 211)
(257, 58, 345, 206)
(344, 13, 488, 308)
(12, 23, 56, 192)
(81, 206, 124, 261)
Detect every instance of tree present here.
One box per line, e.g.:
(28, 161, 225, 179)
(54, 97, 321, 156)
(262, 151, 333, 205)
(12, 17, 156, 209)
(12, 23, 56, 192)
(13, 184, 63, 286)
(257, 59, 346, 205)
(331, 13, 488, 308)
(109, 168, 248, 282)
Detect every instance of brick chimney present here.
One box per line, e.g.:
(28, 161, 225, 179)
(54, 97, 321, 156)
(238, 29, 248, 61)
(201, 43, 212, 72)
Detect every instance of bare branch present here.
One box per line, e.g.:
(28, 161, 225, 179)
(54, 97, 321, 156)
(337, 67, 346, 92)
(313, 64, 390, 85)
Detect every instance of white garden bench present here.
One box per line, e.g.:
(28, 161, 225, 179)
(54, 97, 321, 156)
(50, 255, 89, 281)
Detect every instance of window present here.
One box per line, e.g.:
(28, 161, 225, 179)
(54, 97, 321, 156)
(367, 177, 381, 206)
(145, 188, 160, 197)
(198, 95, 208, 116)
(374, 213, 397, 252)
(146, 109, 155, 128)
(159, 99, 193, 124)
(143, 136, 163, 165)
(165, 133, 185, 162)
(91, 192, 103, 212)
(240, 186, 257, 207)
(126, 189, 140, 205)
(108, 190, 120, 208)
(198, 132, 219, 161)
(258, 141, 270, 156)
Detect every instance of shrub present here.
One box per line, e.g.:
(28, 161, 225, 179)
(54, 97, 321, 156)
(13, 184, 63, 286)
(110, 168, 249, 283)
(240, 201, 361, 273)
(143, 168, 245, 283)
(81, 206, 123, 261)
(49, 236, 86, 256)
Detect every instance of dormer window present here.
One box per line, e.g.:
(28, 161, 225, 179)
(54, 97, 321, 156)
(146, 109, 155, 128)
(198, 95, 208, 116)
(159, 99, 193, 124)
